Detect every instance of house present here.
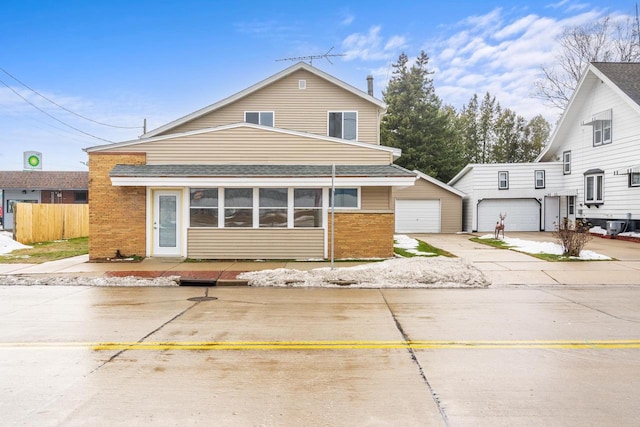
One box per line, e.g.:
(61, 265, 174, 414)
(0, 171, 88, 229)
(84, 62, 417, 260)
(450, 62, 640, 234)
(393, 170, 464, 233)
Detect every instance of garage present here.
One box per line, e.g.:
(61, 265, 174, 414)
(477, 198, 540, 232)
(395, 199, 441, 233)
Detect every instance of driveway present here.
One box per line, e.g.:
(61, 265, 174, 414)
(1, 285, 639, 426)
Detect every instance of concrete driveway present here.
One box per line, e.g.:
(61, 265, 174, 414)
(1, 284, 640, 426)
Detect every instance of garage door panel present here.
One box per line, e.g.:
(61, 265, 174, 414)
(477, 199, 539, 232)
(395, 200, 440, 233)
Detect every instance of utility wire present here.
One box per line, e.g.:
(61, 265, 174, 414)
(0, 66, 142, 130)
(0, 77, 113, 143)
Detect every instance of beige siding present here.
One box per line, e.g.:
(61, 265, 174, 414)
(160, 69, 382, 144)
(361, 186, 391, 210)
(107, 126, 392, 165)
(188, 228, 324, 259)
(393, 179, 462, 233)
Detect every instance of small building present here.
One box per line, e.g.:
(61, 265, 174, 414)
(0, 171, 88, 229)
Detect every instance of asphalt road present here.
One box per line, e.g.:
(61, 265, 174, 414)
(1, 284, 639, 426)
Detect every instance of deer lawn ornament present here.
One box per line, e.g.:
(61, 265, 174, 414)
(494, 213, 507, 239)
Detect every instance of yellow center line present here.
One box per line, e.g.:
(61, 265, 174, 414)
(0, 340, 639, 351)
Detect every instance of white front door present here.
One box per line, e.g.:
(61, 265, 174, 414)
(544, 197, 560, 231)
(153, 190, 181, 256)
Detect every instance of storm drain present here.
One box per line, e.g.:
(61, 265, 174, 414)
(187, 296, 218, 302)
(179, 278, 217, 287)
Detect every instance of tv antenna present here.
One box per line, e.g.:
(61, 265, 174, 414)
(276, 46, 346, 66)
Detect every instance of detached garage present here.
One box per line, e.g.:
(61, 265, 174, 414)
(477, 198, 541, 232)
(393, 170, 464, 233)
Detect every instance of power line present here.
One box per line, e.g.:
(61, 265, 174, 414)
(0, 66, 142, 130)
(0, 77, 113, 143)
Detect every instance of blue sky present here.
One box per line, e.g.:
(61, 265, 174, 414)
(0, 0, 633, 170)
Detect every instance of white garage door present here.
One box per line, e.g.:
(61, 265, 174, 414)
(477, 199, 540, 232)
(395, 200, 441, 233)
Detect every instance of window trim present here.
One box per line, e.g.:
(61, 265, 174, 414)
(568, 195, 575, 215)
(329, 187, 361, 210)
(629, 172, 640, 187)
(593, 118, 612, 146)
(244, 111, 275, 127)
(534, 170, 545, 189)
(327, 111, 358, 140)
(584, 172, 604, 205)
(498, 171, 509, 190)
(563, 151, 571, 175)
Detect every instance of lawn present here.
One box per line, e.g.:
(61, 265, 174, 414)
(0, 237, 89, 264)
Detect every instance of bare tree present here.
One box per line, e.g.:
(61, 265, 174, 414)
(534, 15, 640, 110)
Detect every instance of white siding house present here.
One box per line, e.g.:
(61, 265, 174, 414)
(450, 62, 640, 234)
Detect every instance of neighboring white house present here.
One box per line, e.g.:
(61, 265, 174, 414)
(449, 62, 640, 234)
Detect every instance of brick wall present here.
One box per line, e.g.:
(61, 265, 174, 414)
(88, 152, 147, 260)
(328, 212, 394, 259)
(40, 190, 88, 204)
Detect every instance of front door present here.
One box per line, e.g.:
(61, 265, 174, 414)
(544, 196, 560, 231)
(153, 190, 181, 256)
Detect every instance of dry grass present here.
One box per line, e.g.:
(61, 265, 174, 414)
(0, 237, 88, 264)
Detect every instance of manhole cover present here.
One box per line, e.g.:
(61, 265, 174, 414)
(187, 296, 218, 302)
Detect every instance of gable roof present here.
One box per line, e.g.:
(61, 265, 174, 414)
(0, 171, 88, 189)
(537, 62, 640, 162)
(142, 62, 386, 138)
(414, 170, 466, 197)
(84, 122, 402, 159)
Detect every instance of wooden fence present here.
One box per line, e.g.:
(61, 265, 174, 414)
(13, 203, 89, 244)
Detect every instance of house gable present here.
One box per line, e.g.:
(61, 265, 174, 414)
(144, 62, 385, 144)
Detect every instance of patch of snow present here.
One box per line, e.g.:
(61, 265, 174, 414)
(479, 234, 611, 260)
(239, 257, 489, 288)
(394, 234, 435, 256)
(619, 231, 640, 239)
(0, 231, 31, 255)
(589, 226, 608, 236)
(0, 275, 180, 287)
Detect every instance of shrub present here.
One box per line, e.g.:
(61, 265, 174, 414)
(553, 218, 592, 257)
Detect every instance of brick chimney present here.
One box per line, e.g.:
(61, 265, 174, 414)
(367, 75, 374, 96)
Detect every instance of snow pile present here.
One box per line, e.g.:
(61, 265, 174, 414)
(239, 257, 490, 288)
(0, 275, 180, 287)
(0, 231, 31, 255)
(589, 226, 607, 236)
(394, 234, 435, 256)
(479, 234, 611, 260)
(619, 231, 640, 239)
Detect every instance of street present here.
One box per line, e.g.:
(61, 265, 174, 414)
(1, 284, 639, 426)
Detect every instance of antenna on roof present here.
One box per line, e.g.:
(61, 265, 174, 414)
(276, 46, 346, 66)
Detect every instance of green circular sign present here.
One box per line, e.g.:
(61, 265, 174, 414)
(28, 155, 40, 167)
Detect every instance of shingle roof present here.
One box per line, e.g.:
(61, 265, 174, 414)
(110, 164, 415, 178)
(592, 62, 640, 106)
(0, 171, 88, 189)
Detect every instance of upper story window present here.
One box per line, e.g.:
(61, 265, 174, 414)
(563, 151, 571, 175)
(630, 173, 640, 187)
(584, 109, 612, 146)
(498, 171, 509, 190)
(245, 111, 274, 127)
(584, 169, 604, 205)
(328, 111, 357, 140)
(535, 170, 545, 189)
(330, 188, 359, 209)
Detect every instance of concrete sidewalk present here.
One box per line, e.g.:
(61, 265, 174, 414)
(1, 232, 639, 286)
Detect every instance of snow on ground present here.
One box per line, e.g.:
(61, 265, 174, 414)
(479, 235, 611, 260)
(0, 231, 31, 255)
(239, 257, 490, 288)
(589, 226, 608, 236)
(0, 275, 180, 287)
(394, 234, 435, 256)
(619, 231, 640, 239)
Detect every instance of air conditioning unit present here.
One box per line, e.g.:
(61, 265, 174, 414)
(606, 220, 626, 236)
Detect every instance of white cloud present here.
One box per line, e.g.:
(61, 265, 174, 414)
(341, 26, 406, 61)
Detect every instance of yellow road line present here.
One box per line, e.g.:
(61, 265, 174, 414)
(0, 340, 639, 351)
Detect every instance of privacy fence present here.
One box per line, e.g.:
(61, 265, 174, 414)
(13, 203, 89, 244)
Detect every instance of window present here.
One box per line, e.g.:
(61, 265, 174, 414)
(630, 173, 640, 187)
(224, 188, 253, 227)
(74, 191, 87, 203)
(535, 170, 545, 189)
(299, 79, 306, 89)
(294, 188, 322, 227)
(259, 188, 287, 228)
(584, 172, 604, 204)
(245, 111, 274, 127)
(593, 117, 612, 146)
(190, 188, 218, 227)
(328, 111, 357, 140)
(568, 196, 575, 215)
(498, 171, 509, 190)
(330, 188, 359, 209)
(563, 151, 571, 175)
